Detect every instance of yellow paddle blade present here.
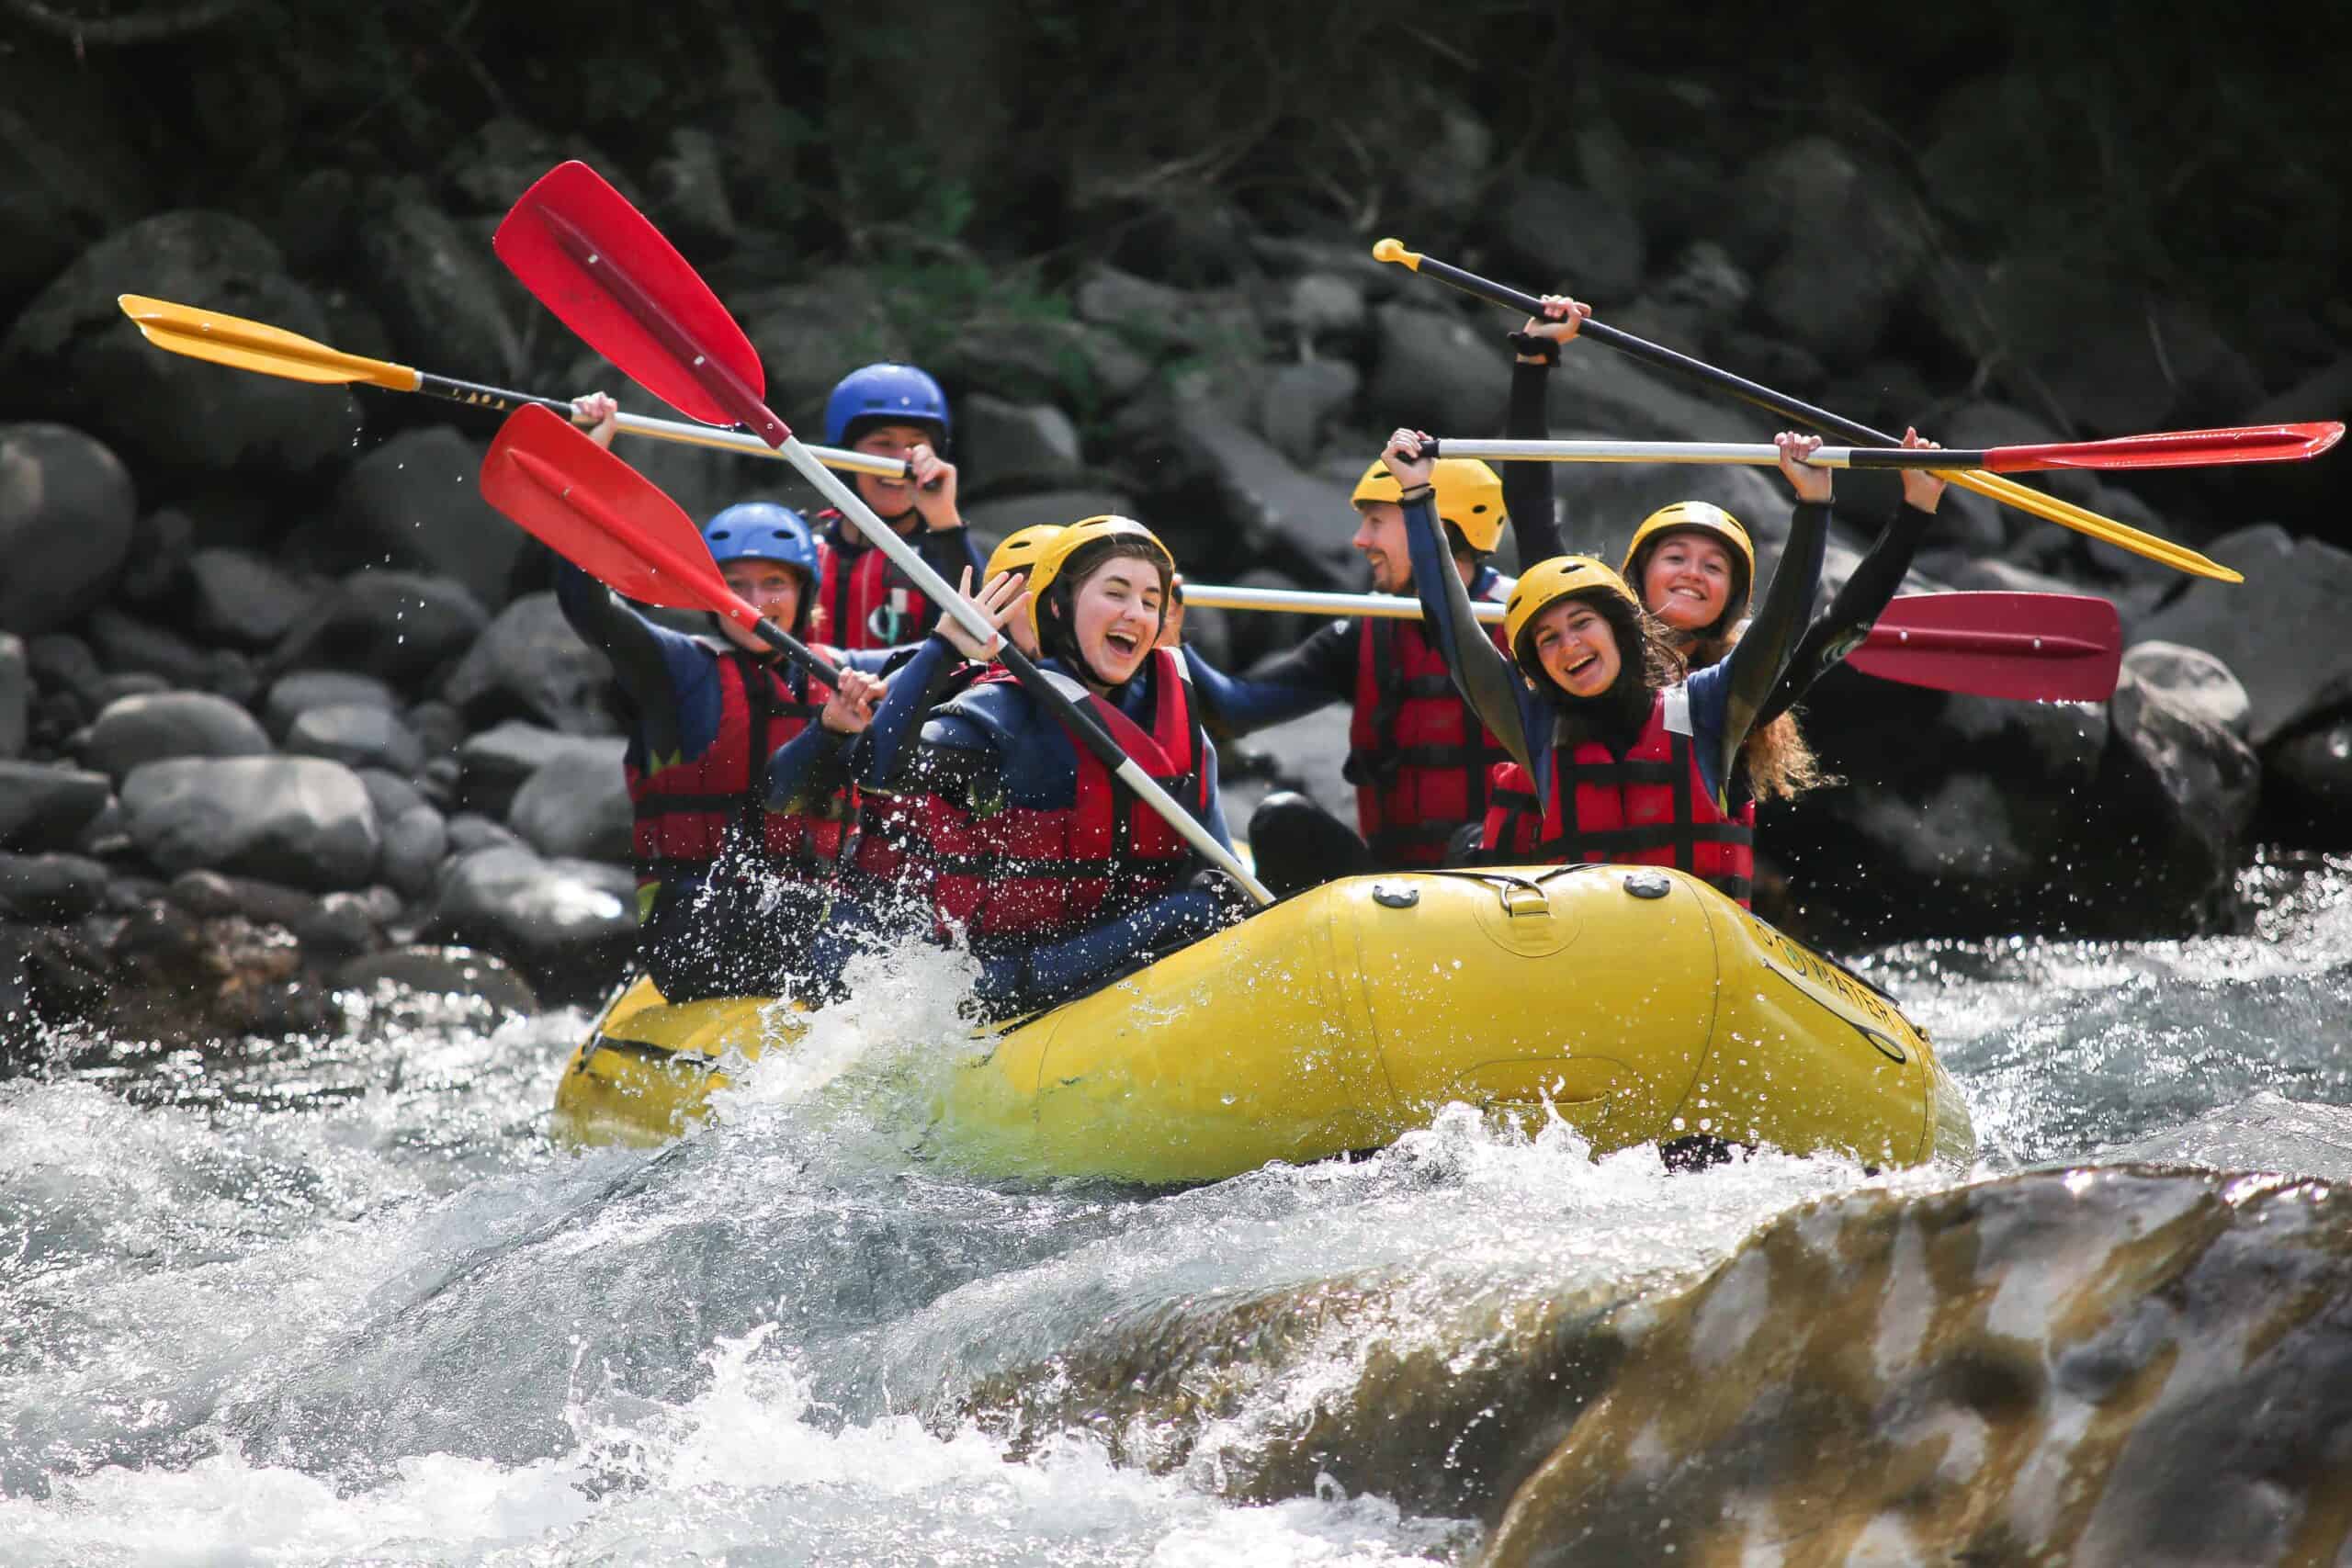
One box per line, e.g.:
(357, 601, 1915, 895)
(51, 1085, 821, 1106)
(117, 294, 420, 392)
(1934, 467, 2244, 584)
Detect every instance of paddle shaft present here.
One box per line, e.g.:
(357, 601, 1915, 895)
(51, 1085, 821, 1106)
(411, 370, 909, 477)
(1427, 432, 2331, 473)
(523, 193, 1271, 905)
(1385, 248, 2238, 582)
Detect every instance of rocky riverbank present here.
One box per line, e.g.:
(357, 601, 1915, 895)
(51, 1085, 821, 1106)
(4, 16, 2348, 1053)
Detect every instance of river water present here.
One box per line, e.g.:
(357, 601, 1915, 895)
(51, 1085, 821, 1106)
(5, 852, 2349, 1565)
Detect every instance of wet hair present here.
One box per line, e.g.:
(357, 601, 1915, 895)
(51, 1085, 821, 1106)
(1037, 536, 1172, 682)
(1625, 528, 1751, 642)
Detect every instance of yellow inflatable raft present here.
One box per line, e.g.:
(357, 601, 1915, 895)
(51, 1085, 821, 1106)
(552, 865, 1974, 1182)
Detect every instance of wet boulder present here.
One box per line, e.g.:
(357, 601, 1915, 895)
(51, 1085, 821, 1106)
(356, 183, 526, 386)
(0, 212, 360, 475)
(424, 844, 638, 988)
(1167, 401, 1358, 590)
(2091, 665, 2262, 919)
(455, 723, 624, 819)
(0, 423, 138, 637)
(285, 705, 424, 776)
(261, 671, 400, 741)
(0, 762, 111, 852)
(185, 547, 316, 649)
(1480, 1168, 2352, 1568)
(443, 593, 618, 736)
(1747, 141, 1933, 368)
(964, 490, 1136, 545)
(290, 426, 521, 612)
(2267, 717, 2352, 816)
(272, 569, 489, 688)
(81, 691, 271, 780)
(0, 852, 110, 922)
(1281, 273, 1366, 343)
(331, 944, 539, 1017)
(1257, 358, 1361, 468)
(508, 754, 632, 863)
(120, 755, 379, 891)
(2140, 525, 2352, 746)
(2120, 641, 2252, 739)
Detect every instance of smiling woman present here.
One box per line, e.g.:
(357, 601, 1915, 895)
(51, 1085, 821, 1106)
(830, 515, 1243, 1018)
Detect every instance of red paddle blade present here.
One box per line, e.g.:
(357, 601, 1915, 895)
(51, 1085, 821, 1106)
(481, 404, 745, 621)
(1849, 592, 2122, 703)
(1988, 422, 2344, 472)
(493, 161, 776, 437)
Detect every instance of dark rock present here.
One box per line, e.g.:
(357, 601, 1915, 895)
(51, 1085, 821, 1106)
(293, 427, 522, 612)
(0, 762, 111, 852)
(356, 768, 428, 823)
(356, 186, 525, 385)
(26, 635, 103, 709)
(0, 212, 361, 475)
(964, 491, 1136, 544)
(2267, 718, 2352, 814)
(508, 755, 632, 863)
(1946, 558, 2090, 600)
(1366, 304, 1504, 438)
(2139, 526, 2352, 745)
(1258, 360, 1362, 468)
(186, 547, 316, 649)
(446, 812, 526, 855)
(84, 608, 214, 690)
(1542, 352, 1776, 448)
(1168, 402, 1359, 590)
(0, 633, 24, 759)
(1479, 1170, 2352, 1567)
(378, 802, 449, 903)
(331, 945, 538, 1016)
(1748, 146, 1932, 368)
(443, 594, 618, 736)
(82, 691, 271, 780)
(91, 672, 172, 708)
(2120, 642, 2252, 739)
(121, 755, 379, 891)
(285, 705, 424, 776)
(116, 506, 197, 605)
(261, 671, 399, 741)
(1550, 458, 1792, 563)
(647, 127, 737, 252)
(74, 793, 130, 860)
(406, 701, 467, 765)
(0, 852, 110, 921)
(962, 394, 1082, 491)
(2098, 667, 2262, 916)
(1282, 274, 1366, 342)
(424, 844, 638, 979)
(1489, 176, 1645, 302)
(1230, 704, 1358, 831)
(439, 118, 620, 218)
(1623, 242, 1751, 354)
(275, 569, 490, 688)
(0, 47, 153, 304)
(1396, 94, 1492, 221)
(0, 424, 138, 637)
(1075, 265, 1197, 349)
(166, 869, 378, 957)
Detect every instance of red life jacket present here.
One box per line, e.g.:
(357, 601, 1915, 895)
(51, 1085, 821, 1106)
(1343, 587, 1510, 868)
(900, 649, 1213, 943)
(813, 511, 938, 650)
(846, 658, 995, 891)
(626, 648, 852, 911)
(1479, 687, 1754, 906)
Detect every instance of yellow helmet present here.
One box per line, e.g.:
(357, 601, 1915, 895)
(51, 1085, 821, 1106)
(1026, 514, 1177, 637)
(1620, 502, 1756, 617)
(983, 524, 1064, 583)
(1351, 457, 1507, 554)
(1501, 554, 1644, 664)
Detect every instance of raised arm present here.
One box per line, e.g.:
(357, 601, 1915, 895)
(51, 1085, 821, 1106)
(1387, 431, 1539, 772)
(1181, 620, 1355, 741)
(1755, 429, 1946, 727)
(1706, 434, 1834, 769)
(1498, 294, 1591, 564)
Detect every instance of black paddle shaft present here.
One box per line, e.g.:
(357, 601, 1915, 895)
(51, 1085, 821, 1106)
(1410, 254, 1912, 449)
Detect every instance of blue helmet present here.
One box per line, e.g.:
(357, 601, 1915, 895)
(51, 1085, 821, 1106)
(823, 363, 951, 449)
(702, 502, 819, 582)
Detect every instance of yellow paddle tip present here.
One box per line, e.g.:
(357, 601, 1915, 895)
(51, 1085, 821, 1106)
(1371, 238, 1419, 269)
